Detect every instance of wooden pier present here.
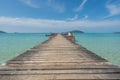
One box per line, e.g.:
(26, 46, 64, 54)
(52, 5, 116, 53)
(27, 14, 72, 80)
(0, 34, 120, 80)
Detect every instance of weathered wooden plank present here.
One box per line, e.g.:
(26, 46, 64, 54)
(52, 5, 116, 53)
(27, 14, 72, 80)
(0, 65, 119, 71)
(0, 69, 120, 74)
(0, 74, 120, 80)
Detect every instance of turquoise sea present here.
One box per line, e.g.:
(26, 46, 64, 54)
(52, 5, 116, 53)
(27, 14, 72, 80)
(0, 33, 49, 64)
(74, 33, 120, 66)
(0, 33, 120, 66)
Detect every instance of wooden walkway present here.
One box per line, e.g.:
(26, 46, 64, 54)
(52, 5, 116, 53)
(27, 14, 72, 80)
(0, 34, 120, 80)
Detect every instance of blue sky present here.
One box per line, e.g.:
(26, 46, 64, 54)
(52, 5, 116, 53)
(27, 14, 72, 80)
(0, 0, 120, 33)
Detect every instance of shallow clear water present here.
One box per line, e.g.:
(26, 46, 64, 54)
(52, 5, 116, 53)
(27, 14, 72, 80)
(0, 33, 48, 64)
(74, 33, 120, 66)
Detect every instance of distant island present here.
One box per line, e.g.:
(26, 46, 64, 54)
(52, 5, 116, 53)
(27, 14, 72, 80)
(0, 31, 6, 33)
(69, 30, 84, 33)
(14, 32, 19, 34)
(114, 32, 120, 34)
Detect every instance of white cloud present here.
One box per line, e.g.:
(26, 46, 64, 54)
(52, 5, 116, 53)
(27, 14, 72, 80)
(20, 0, 39, 8)
(0, 16, 120, 30)
(66, 14, 79, 21)
(82, 15, 88, 20)
(84, 15, 88, 19)
(47, 0, 65, 13)
(20, 0, 65, 13)
(66, 14, 88, 21)
(74, 0, 87, 12)
(106, 0, 120, 17)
